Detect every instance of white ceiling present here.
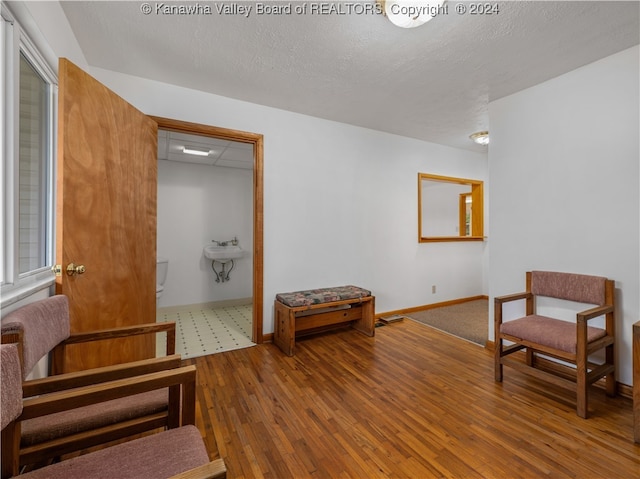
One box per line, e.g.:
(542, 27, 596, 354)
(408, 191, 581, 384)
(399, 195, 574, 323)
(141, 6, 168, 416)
(60, 1, 639, 152)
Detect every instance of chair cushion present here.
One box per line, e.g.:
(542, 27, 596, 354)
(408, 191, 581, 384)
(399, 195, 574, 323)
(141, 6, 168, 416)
(1, 295, 70, 378)
(500, 315, 607, 354)
(18, 425, 209, 479)
(21, 389, 167, 446)
(276, 285, 372, 307)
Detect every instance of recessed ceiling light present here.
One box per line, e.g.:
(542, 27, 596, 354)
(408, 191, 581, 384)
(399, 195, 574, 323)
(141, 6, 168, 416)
(182, 146, 210, 156)
(469, 131, 490, 146)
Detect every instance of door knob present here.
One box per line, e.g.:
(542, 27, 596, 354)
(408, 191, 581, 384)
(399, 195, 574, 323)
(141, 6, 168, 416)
(66, 263, 86, 276)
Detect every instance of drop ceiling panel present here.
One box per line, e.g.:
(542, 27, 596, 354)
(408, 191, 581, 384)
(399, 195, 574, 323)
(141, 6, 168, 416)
(157, 129, 253, 169)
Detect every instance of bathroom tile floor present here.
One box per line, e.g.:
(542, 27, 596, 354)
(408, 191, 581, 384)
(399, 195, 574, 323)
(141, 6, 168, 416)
(156, 304, 255, 359)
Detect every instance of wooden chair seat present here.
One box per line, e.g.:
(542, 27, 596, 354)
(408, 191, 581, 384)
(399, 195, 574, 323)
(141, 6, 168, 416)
(500, 315, 607, 353)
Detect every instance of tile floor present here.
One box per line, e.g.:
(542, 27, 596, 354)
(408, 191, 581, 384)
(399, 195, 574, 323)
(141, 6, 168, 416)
(156, 304, 255, 359)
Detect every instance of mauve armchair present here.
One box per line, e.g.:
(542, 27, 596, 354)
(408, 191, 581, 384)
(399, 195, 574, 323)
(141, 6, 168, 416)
(1, 343, 226, 479)
(495, 270, 616, 418)
(0, 295, 182, 470)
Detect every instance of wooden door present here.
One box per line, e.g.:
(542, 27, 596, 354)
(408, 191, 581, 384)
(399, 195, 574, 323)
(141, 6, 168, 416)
(56, 58, 157, 371)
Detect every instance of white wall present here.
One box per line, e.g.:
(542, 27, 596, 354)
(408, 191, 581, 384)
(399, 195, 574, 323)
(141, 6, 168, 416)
(488, 45, 640, 386)
(15, 2, 489, 337)
(90, 68, 489, 332)
(157, 161, 253, 307)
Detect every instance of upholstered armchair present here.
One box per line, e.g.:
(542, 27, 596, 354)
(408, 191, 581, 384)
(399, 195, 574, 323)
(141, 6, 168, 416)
(0, 295, 180, 469)
(494, 271, 616, 418)
(1, 343, 226, 479)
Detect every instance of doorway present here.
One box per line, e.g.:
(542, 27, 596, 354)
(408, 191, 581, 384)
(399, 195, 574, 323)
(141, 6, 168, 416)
(152, 117, 264, 344)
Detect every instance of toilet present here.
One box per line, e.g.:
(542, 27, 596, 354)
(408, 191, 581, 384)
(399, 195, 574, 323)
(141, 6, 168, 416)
(156, 256, 169, 306)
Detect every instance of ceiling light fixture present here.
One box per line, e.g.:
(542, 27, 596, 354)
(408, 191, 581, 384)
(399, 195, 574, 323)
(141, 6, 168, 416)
(469, 131, 490, 146)
(378, 0, 446, 28)
(182, 146, 210, 156)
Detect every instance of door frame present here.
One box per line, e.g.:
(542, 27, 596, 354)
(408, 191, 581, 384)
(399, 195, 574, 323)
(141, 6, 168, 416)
(152, 117, 264, 343)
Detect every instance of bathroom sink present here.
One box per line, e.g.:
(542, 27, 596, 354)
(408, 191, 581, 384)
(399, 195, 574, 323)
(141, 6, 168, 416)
(203, 245, 243, 262)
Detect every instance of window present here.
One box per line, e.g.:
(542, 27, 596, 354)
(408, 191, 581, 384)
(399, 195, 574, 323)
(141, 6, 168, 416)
(19, 53, 50, 273)
(1, 5, 57, 306)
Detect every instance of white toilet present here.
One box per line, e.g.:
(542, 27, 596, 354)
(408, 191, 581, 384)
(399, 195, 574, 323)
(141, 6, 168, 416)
(156, 256, 169, 306)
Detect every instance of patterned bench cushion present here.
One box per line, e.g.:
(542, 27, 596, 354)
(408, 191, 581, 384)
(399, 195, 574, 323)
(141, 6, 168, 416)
(276, 285, 372, 308)
(500, 315, 607, 354)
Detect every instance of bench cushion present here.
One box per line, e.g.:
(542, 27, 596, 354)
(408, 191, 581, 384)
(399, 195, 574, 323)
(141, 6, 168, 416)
(500, 315, 607, 354)
(276, 285, 371, 308)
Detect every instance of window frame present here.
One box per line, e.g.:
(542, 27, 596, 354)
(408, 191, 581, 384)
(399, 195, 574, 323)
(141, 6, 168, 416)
(1, 4, 57, 307)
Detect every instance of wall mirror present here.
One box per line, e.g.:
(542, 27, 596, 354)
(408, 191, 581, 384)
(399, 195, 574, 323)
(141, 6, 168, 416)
(418, 173, 484, 242)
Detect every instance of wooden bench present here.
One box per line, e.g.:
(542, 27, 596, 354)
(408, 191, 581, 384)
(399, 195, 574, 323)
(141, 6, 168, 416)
(274, 286, 375, 356)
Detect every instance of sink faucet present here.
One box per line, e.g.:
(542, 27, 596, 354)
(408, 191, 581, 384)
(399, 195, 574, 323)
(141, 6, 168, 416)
(212, 237, 238, 247)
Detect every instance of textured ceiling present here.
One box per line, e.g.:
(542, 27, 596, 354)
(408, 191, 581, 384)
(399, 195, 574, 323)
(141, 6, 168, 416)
(60, 1, 639, 152)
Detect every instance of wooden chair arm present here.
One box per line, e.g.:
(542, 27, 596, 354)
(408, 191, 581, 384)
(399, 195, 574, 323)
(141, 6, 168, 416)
(20, 365, 196, 424)
(23, 354, 183, 397)
(51, 322, 176, 373)
(62, 322, 175, 346)
(494, 292, 532, 304)
(169, 459, 227, 479)
(577, 304, 615, 322)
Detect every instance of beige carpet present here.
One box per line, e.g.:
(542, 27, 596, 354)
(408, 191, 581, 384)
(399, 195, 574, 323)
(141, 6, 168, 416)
(405, 299, 488, 345)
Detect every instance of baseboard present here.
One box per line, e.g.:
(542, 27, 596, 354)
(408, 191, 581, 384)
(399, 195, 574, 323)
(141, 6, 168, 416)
(375, 295, 488, 319)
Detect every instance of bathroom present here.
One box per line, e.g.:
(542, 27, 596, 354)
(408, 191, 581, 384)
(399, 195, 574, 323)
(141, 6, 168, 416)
(155, 129, 255, 358)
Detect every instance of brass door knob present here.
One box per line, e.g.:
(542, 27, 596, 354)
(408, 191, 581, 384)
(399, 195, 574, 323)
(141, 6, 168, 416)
(66, 263, 86, 276)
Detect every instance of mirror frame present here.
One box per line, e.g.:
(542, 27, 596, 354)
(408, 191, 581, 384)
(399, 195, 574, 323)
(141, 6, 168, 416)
(418, 173, 484, 243)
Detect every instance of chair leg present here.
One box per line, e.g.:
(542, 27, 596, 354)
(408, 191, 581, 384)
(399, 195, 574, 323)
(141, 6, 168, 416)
(576, 380, 588, 418)
(494, 338, 503, 382)
(526, 348, 534, 366)
(605, 343, 616, 397)
(576, 346, 588, 418)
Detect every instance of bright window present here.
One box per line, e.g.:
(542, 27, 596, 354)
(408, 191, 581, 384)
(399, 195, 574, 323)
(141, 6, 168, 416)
(1, 5, 57, 306)
(19, 53, 50, 273)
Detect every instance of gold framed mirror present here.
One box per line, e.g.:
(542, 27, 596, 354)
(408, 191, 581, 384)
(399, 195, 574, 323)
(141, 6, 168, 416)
(418, 173, 484, 242)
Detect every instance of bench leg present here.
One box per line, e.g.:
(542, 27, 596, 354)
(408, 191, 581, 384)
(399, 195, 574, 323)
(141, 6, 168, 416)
(351, 298, 375, 337)
(274, 301, 295, 357)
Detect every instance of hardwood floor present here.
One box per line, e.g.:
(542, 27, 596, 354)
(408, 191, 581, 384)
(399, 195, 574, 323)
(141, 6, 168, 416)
(186, 320, 639, 478)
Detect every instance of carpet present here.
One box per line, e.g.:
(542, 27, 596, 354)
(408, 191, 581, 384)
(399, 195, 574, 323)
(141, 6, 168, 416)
(405, 299, 488, 346)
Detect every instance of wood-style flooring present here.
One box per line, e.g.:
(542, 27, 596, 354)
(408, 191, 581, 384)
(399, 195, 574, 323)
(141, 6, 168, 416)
(186, 320, 639, 478)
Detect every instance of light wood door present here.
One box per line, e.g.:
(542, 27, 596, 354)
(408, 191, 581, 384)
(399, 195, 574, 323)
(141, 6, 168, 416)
(56, 58, 157, 371)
